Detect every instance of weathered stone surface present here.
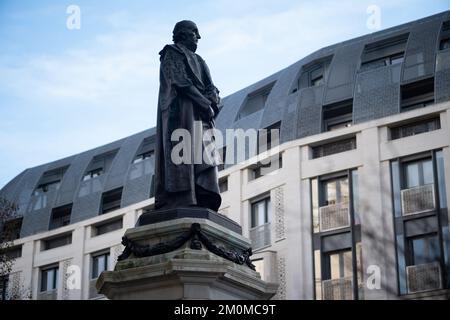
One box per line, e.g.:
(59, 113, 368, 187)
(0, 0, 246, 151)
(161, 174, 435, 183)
(97, 218, 278, 300)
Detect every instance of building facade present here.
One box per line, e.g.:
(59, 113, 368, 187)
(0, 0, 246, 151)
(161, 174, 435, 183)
(1, 11, 450, 300)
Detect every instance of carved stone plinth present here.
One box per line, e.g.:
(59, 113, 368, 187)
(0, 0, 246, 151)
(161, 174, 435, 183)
(96, 211, 278, 300)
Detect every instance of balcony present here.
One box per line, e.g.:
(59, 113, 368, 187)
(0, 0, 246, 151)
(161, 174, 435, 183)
(250, 223, 271, 250)
(319, 202, 350, 232)
(401, 184, 435, 216)
(406, 262, 442, 294)
(322, 277, 353, 300)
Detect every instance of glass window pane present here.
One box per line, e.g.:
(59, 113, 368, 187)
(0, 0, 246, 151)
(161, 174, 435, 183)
(339, 179, 349, 203)
(54, 268, 58, 290)
(325, 181, 337, 205)
(330, 253, 341, 279)
(343, 251, 353, 278)
(41, 271, 48, 291)
(392, 161, 402, 217)
(93, 257, 99, 279)
(252, 198, 270, 227)
(406, 162, 420, 188)
(437, 151, 448, 208)
(423, 160, 434, 185)
(47, 269, 54, 291)
(412, 235, 440, 265)
(351, 170, 360, 225)
(266, 199, 271, 224)
(312, 179, 320, 233)
(314, 250, 322, 299)
(98, 256, 105, 274)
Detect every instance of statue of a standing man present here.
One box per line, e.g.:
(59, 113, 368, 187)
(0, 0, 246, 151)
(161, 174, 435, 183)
(154, 20, 222, 212)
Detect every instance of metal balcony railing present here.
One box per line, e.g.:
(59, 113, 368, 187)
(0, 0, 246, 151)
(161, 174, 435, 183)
(406, 262, 442, 294)
(401, 184, 435, 216)
(319, 202, 350, 232)
(322, 277, 353, 300)
(250, 223, 271, 250)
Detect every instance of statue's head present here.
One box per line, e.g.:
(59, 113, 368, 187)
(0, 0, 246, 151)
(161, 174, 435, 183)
(172, 20, 201, 52)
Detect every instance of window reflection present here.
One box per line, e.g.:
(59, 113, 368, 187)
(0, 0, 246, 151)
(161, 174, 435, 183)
(92, 252, 110, 279)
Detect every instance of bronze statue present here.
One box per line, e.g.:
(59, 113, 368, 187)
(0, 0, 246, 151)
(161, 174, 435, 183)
(154, 20, 222, 212)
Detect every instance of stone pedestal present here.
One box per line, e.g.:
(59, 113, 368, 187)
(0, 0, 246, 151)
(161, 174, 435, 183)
(97, 208, 278, 300)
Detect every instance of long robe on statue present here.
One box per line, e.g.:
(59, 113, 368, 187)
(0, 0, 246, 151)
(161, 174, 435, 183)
(154, 43, 222, 212)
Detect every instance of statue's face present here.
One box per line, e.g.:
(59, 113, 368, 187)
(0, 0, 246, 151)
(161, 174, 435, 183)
(182, 22, 201, 46)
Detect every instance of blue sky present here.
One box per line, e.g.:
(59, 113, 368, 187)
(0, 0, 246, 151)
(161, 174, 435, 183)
(0, 0, 449, 188)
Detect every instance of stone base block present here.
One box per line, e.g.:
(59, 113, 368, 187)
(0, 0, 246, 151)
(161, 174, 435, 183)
(97, 216, 278, 300)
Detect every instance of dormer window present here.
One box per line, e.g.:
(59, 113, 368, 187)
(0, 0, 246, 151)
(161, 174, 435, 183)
(322, 99, 353, 132)
(82, 150, 118, 182)
(439, 21, 450, 51)
(292, 56, 332, 93)
(236, 82, 275, 120)
(360, 33, 409, 72)
(83, 168, 103, 181)
(34, 166, 68, 195)
(133, 137, 155, 164)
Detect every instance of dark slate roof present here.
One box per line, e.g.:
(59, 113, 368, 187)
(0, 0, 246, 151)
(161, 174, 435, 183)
(1, 11, 450, 237)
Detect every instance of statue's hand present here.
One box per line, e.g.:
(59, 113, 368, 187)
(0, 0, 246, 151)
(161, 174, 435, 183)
(205, 85, 220, 107)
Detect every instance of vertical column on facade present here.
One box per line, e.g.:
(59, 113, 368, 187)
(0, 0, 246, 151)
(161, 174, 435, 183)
(235, 169, 248, 236)
(299, 144, 316, 300)
(15, 241, 34, 299)
(64, 226, 84, 299)
(359, 128, 392, 299)
(281, 145, 309, 299)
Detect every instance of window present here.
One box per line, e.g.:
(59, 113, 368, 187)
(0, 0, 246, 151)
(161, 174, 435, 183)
(35, 166, 68, 194)
(360, 33, 409, 71)
(1, 217, 22, 241)
(391, 150, 450, 294)
(236, 82, 275, 120)
(403, 158, 434, 189)
(250, 197, 271, 250)
(439, 21, 450, 51)
(250, 154, 282, 180)
(92, 252, 110, 279)
(323, 249, 353, 280)
(311, 170, 362, 300)
(83, 150, 118, 181)
(41, 266, 58, 292)
(251, 197, 271, 228)
(293, 56, 332, 92)
(322, 100, 353, 132)
(312, 137, 356, 159)
(93, 218, 123, 236)
(321, 176, 349, 206)
(83, 168, 103, 181)
(219, 177, 228, 193)
(401, 77, 435, 112)
(257, 122, 281, 153)
(100, 187, 123, 214)
(42, 233, 72, 251)
(49, 204, 72, 230)
(133, 136, 155, 164)
(32, 167, 68, 211)
(407, 233, 440, 266)
(390, 117, 440, 140)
